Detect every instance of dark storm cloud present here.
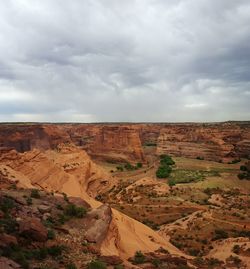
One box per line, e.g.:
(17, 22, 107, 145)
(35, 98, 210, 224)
(0, 0, 249, 122)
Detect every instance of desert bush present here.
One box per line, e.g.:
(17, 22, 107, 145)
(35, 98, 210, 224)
(188, 248, 199, 256)
(66, 262, 77, 269)
(114, 265, 124, 269)
(228, 159, 241, 164)
(133, 251, 145, 264)
(47, 229, 55, 240)
(152, 258, 162, 267)
(30, 189, 40, 198)
(213, 229, 228, 240)
(47, 245, 66, 257)
(136, 162, 143, 168)
(160, 154, 175, 165)
(26, 197, 32, 205)
(64, 203, 87, 218)
(240, 165, 247, 171)
(63, 192, 69, 202)
(156, 165, 172, 178)
(0, 196, 15, 214)
(116, 166, 124, 171)
(232, 244, 240, 254)
(168, 178, 176, 186)
(0, 216, 18, 233)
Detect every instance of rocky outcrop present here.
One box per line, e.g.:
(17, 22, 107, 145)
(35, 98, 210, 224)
(0, 124, 70, 152)
(84, 204, 112, 243)
(0, 233, 18, 248)
(0, 144, 114, 201)
(0, 257, 21, 269)
(1, 122, 249, 163)
(19, 217, 48, 242)
(156, 122, 250, 162)
(65, 124, 145, 164)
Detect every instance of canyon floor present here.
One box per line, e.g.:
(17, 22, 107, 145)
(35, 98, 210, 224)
(0, 123, 250, 269)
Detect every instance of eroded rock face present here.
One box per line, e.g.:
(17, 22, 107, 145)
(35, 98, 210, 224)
(65, 124, 145, 163)
(0, 122, 249, 163)
(0, 124, 70, 153)
(84, 204, 112, 244)
(0, 257, 21, 269)
(156, 122, 250, 162)
(19, 217, 48, 242)
(0, 233, 18, 248)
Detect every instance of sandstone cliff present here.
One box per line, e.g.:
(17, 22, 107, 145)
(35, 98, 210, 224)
(63, 124, 145, 164)
(156, 122, 250, 162)
(0, 122, 249, 163)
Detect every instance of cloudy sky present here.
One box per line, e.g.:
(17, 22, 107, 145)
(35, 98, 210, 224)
(0, 0, 250, 122)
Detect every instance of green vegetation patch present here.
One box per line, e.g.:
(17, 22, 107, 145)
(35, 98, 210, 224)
(169, 169, 221, 184)
(156, 155, 175, 179)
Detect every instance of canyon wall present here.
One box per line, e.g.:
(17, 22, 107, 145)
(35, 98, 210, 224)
(63, 124, 145, 163)
(0, 124, 71, 152)
(156, 122, 250, 162)
(0, 122, 249, 163)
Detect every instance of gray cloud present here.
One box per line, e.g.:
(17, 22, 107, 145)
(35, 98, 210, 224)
(0, 0, 250, 122)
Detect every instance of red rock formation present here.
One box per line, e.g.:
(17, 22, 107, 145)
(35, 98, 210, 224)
(0, 122, 249, 163)
(64, 124, 145, 163)
(156, 122, 250, 162)
(0, 124, 70, 152)
(19, 217, 48, 242)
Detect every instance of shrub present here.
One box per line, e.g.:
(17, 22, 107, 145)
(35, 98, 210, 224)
(232, 244, 240, 254)
(156, 165, 172, 178)
(30, 248, 48, 260)
(114, 265, 124, 269)
(133, 251, 145, 264)
(136, 162, 143, 168)
(196, 156, 204, 160)
(240, 165, 247, 171)
(116, 166, 124, 172)
(152, 259, 161, 267)
(0, 216, 18, 233)
(0, 196, 15, 214)
(64, 204, 87, 218)
(188, 248, 199, 256)
(87, 260, 107, 269)
(124, 163, 136, 171)
(47, 245, 66, 257)
(30, 189, 40, 198)
(229, 159, 241, 164)
(238, 173, 249, 180)
(47, 229, 55, 240)
(63, 193, 69, 202)
(231, 256, 242, 265)
(168, 178, 176, 187)
(26, 197, 32, 205)
(160, 154, 175, 165)
(66, 262, 77, 269)
(213, 229, 228, 240)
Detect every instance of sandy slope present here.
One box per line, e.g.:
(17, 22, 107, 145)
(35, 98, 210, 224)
(207, 237, 250, 268)
(101, 208, 189, 259)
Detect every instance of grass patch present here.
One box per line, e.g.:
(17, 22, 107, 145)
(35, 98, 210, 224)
(169, 169, 221, 184)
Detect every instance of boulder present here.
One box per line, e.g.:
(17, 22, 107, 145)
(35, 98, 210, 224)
(19, 217, 47, 242)
(37, 205, 51, 213)
(0, 233, 18, 247)
(0, 257, 21, 269)
(84, 204, 112, 243)
(68, 197, 91, 209)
